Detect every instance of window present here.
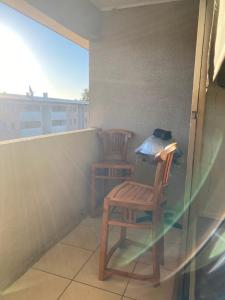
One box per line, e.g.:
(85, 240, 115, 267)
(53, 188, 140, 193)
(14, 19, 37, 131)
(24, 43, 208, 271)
(52, 120, 67, 126)
(52, 106, 66, 112)
(20, 121, 41, 129)
(24, 105, 41, 112)
(0, 2, 89, 141)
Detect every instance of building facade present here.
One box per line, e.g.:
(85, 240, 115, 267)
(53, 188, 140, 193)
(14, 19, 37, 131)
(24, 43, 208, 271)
(0, 93, 89, 141)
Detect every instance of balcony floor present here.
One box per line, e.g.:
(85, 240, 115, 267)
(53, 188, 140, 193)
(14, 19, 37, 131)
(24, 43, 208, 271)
(0, 216, 181, 300)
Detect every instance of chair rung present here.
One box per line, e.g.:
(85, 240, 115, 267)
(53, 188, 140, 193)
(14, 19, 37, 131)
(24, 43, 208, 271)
(105, 268, 156, 282)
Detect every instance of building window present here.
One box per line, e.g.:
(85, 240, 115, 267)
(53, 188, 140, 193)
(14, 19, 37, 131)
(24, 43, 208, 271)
(24, 105, 41, 112)
(52, 120, 67, 126)
(73, 119, 77, 125)
(52, 106, 66, 112)
(20, 121, 41, 129)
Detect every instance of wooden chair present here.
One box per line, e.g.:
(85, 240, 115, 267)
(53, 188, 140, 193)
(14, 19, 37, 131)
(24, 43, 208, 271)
(91, 129, 135, 216)
(98, 143, 177, 285)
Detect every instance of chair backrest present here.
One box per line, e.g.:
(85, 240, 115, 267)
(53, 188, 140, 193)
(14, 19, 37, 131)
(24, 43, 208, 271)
(153, 142, 177, 188)
(98, 129, 134, 161)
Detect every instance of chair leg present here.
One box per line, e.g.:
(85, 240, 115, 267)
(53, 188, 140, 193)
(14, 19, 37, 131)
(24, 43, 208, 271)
(91, 167, 97, 217)
(119, 208, 127, 245)
(159, 235, 165, 266)
(159, 206, 165, 266)
(99, 199, 110, 281)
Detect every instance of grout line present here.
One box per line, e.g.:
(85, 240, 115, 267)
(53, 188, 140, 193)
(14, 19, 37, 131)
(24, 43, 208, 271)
(32, 244, 97, 282)
(33, 262, 135, 300)
(73, 279, 124, 297)
(122, 279, 131, 299)
(121, 296, 136, 300)
(71, 244, 128, 297)
(122, 253, 139, 299)
(32, 267, 73, 281)
(59, 241, 98, 253)
(57, 280, 73, 300)
(72, 246, 99, 281)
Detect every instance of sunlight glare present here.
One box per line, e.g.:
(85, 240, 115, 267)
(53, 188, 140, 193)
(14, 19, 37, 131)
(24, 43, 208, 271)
(0, 24, 48, 95)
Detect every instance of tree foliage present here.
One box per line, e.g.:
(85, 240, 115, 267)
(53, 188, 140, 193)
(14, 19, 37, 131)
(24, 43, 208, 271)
(81, 88, 89, 101)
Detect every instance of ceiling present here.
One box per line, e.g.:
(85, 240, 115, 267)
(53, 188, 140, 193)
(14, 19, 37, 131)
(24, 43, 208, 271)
(90, 0, 183, 11)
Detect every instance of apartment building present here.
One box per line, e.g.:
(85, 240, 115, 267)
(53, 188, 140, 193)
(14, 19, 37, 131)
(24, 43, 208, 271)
(0, 93, 88, 141)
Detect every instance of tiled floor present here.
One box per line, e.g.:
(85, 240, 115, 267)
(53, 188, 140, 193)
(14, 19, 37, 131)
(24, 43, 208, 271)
(0, 216, 181, 300)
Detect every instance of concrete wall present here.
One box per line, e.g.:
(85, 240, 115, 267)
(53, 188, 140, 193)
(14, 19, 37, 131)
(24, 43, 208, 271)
(24, 0, 101, 40)
(0, 129, 99, 289)
(89, 1, 198, 157)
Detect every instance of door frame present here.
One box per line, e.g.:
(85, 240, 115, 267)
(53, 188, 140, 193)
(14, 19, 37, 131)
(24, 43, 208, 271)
(181, 0, 215, 299)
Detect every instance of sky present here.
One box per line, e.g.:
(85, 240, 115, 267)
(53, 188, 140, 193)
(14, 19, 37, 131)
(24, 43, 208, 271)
(0, 3, 89, 100)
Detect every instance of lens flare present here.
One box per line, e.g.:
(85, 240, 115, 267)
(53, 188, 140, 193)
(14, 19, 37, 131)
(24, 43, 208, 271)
(111, 129, 224, 284)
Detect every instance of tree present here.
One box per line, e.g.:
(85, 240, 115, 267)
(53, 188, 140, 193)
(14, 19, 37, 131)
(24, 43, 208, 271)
(81, 88, 89, 101)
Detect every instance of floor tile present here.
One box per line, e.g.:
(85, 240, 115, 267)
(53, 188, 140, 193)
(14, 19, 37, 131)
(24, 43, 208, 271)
(108, 229, 152, 264)
(125, 263, 175, 300)
(163, 242, 181, 271)
(33, 243, 92, 279)
(165, 228, 182, 246)
(60, 281, 121, 300)
(137, 226, 181, 271)
(80, 216, 102, 229)
(0, 269, 69, 300)
(137, 249, 152, 265)
(75, 250, 135, 295)
(109, 228, 150, 245)
(61, 224, 100, 251)
(138, 243, 180, 271)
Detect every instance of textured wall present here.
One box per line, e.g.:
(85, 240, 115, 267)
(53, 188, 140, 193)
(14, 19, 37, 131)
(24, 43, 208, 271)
(23, 0, 101, 40)
(89, 1, 198, 157)
(0, 129, 99, 289)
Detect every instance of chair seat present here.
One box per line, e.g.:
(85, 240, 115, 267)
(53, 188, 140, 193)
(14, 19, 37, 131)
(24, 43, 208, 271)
(107, 181, 156, 209)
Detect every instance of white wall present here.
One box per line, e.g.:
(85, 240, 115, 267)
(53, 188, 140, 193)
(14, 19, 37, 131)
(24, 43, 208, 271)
(0, 129, 99, 289)
(25, 0, 101, 39)
(89, 1, 198, 156)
